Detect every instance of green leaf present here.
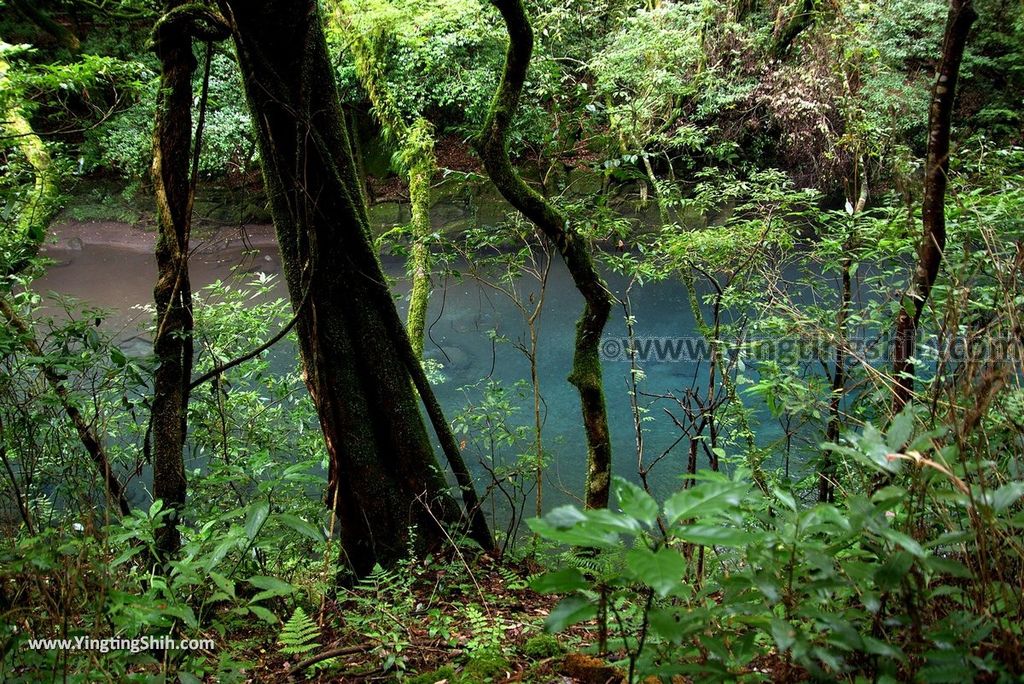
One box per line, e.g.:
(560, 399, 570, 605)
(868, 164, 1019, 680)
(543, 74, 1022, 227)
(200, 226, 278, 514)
(887, 406, 914, 451)
(545, 505, 587, 529)
(664, 481, 747, 526)
(988, 481, 1024, 512)
(248, 605, 278, 624)
(275, 513, 325, 542)
(676, 524, 755, 547)
(244, 501, 270, 541)
(772, 486, 797, 512)
(209, 571, 235, 600)
(246, 575, 295, 603)
(881, 528, 926, 558)
(545, 596, 597, 633)
(613, 477, 659, 526)
(875, 551, 914, 591)
(625, 547, 685, 597)
(771, 617, 796, 652)
(530, 567, 589, 594)
(648, 607, 691, 644)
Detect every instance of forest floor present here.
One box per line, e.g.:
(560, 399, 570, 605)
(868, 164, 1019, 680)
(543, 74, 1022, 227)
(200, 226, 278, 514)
(217, 552, 798, 684)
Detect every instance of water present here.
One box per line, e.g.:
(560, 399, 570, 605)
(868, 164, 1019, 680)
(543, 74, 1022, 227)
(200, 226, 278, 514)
(34, 221, 800, 511)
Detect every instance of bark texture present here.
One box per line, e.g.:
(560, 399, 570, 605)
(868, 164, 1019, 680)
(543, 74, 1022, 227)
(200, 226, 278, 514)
(150, 1, 200, 556)
(218, 0, 489, 574)
(476, 0, 614, 509)
(892, 0, 976, 414)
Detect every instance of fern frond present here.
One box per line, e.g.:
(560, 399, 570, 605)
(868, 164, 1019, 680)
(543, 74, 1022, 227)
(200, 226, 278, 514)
(278, 606, 320, 656)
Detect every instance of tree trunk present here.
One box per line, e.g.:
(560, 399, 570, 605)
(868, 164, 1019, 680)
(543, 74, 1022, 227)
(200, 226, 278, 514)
(9, 0, 80, 52)
(819, 165, 867, 502)
(149, 5, 228, 557)
(476, 0, 614, 509)
(0, 49, 60, 275)
(0, 298, 131, 517)
(403, 122, 436, 360)
(218, 0, 489, 575)
(772, 0, 818, 60)
(892, 0, 976, 414)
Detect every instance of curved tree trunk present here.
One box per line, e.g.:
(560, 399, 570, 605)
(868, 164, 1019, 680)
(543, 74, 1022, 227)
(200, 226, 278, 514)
(892, 0, 976, 414)
(0, 50, 60, 274)
(476, 0, 614, 509)
(217, 0, 490, 575)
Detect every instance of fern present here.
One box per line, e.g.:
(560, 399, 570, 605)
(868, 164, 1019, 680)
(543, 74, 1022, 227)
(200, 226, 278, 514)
(278, 607, 320, 656)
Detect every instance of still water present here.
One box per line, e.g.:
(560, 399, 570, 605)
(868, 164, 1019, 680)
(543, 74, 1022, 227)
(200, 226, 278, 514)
(35, 221, 804, 511)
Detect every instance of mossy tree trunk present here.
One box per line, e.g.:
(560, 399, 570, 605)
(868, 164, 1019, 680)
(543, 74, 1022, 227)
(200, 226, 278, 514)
(0, 48, 60, 274)
(8, 0, 80, 52)
(150, 0, 200, 557)
(477, 0, 614, 509)
(217, 0, 490, 575)
(892, 0, 976, 414)
(404, 126, 435, 360)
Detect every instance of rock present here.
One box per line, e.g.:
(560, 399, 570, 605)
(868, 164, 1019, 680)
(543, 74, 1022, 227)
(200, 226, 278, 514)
(67, 236, 84, 250)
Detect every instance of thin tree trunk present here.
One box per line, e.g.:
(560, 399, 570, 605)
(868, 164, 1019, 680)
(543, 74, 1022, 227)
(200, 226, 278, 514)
(404, 127, 435, 360)
(892, 0, 976, 414)
(476, 0, 614, 509)
(218, 0, 490, 575)
(0, 299, 131, 517)
(820, 165, 867, 502)
(149, 1, 203, 557)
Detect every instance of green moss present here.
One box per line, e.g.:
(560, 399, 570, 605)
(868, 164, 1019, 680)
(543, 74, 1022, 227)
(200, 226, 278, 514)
(523, 633, 561, 659)
(460, 653, 511, 682)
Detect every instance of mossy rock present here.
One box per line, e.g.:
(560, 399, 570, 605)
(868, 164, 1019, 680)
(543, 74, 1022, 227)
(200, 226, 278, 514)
(523, 633, 561, 659)
(459, 652, 511, 682)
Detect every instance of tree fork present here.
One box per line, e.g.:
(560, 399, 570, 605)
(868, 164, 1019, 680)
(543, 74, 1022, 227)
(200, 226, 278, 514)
(476, 0, 614, 509)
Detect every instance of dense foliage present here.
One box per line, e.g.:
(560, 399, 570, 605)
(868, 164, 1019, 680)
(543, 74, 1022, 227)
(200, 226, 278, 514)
(1, 0, 1022, 681)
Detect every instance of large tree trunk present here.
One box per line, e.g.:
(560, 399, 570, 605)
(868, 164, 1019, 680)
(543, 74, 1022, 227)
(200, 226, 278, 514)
(217, 0, 490, 575)
(149, 1, 199, 557)
(476, 0, 614, 509)
(8, 0, 80, 52)
(891, 0, 976, 414)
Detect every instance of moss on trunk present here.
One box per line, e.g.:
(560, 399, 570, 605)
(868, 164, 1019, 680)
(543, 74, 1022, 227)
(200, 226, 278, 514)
(0, 49, 60, 274)
(476, 0, 614, 509)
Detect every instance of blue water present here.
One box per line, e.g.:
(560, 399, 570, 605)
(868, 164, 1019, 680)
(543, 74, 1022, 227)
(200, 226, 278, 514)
(35, 226, 816, 516)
